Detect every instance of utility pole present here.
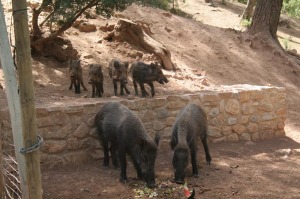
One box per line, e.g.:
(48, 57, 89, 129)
(0, 0, 43, 198)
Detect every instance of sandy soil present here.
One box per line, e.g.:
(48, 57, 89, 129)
(1, 0, 300, 198)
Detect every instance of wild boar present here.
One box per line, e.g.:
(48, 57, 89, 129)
(108, 59, 130, 96)
(129, 61, 168, 97)
(94, 101, 160, 188)
(88, 63, 103, 97)
(170, 103, 212, 184)
(68, 59, 88, 94)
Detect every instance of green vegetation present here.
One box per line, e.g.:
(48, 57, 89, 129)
(237, 0, 247, 4)
(143, 0, 192, 18)
(280, 36, 293, 50)
(142, 0, 170, 10)
(282, 0, 300, 19)
(240, 19, 252, 27)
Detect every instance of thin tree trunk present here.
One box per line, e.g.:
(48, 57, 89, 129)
(247, 0, 283, 43)
(241, 0, 257, 20)
(31, 8, 42, 36)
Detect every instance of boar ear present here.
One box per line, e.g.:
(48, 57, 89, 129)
(114, 61, 120, 70)
(154, 133, 160, 146)
(125, 62, 129, 69)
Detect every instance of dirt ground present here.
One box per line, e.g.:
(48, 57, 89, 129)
(1, 0, 300, 198)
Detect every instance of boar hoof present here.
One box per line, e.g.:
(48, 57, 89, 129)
(175, 179, 185, 184)
(193, 173, 199, 178)
(119, 178, 128, 184)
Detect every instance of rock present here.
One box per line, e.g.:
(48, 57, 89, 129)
(275, 149, 291, 156)
(79, 23, 96, 32)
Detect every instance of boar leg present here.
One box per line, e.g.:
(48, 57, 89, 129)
(100, 82, 104, 96)
(80, 79, 88, 91)
(110, 145, 119, 169)
(120, 83, 125, 96)
(201, 136, 212, 164)
(190, 149, 199, 177)
(139, 83, 148, 97)
(124, 84, 130, 95)
(92, 84, 96, 98)
(133, 81, 139, 96)
(102, 139, 109, 168)
(113, 79, 118, 96)
(131, 155, 143, 180)
(69, 78, 74, 90)
(75, 79, 81, 94)
(96, 83, 102, 97)
(148, 82, 155, 97)
(118, 150, 128, 183)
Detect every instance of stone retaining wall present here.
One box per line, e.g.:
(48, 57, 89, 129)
(0, 85, 287, 168)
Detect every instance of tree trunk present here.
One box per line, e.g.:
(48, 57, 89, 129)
(31, 8, 42, 37)
(247, 0, 283, 44)
(104, 19, 175, 70)
(241, 0, 257, 20)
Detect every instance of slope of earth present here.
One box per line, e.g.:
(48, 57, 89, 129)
(0, 0, 300, 198)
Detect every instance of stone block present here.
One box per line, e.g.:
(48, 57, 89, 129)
(250, 115, 260, 123)
(42, 140, 67, 153)
(36, 117, 53, 127)
(212, 136, 226, 143)
(86, 115, 96, 127)
(250, 90, 264, 100)
(247, 123, 258, 133)
(166, 117, 176, 127)
(225, 99, 240, 115)
(67, 138, 79, 150)
(258, 99, 273, 112)
(240, 116, 249, 124)
(251, 132, 260, 141)
(242, 103, 255, 115)
(259, 121, 276, 130)
(152, 121, 166, 131)
(80, 137, 101, 149)
(228, 117, 238, 125)
(167, 95, 181, 101)
(232, 124, 246, 135)
(139, 110, 156, 122)
(227, 134, 239, 142)
(166, 101, 186, 109)
(180, 95, 191, 101)
(64, 151, 88, 165)
(36, 107, 49, 116)
(208, 126, 222, 137)
(240, 133, 251, 141)
(209, 115, 224, 127)
(239, 91, 250, 103)
(65, 105, 84, 114)
(261, 112, 276, 121)
(155, 108, 169, 119)
(222, 126, 232, 135)
(148, 98, 166, 108)
(52, 111, 70, 125)
(74, 123, 89, 138)
(209, 108, 220, 118)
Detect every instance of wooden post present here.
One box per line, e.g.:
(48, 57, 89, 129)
(0, 1, 26, 197)
(0, 1, 43, 198)
(0, 136, 3, 198)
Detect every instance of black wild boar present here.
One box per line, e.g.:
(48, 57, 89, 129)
(94, 102, 160, 188)
(129, 61, 168, 97)
(108, 59, 130, 96)
(88, 64, 104, 98)
(170, 103, 211, 184)
(68, 59, 88, 94)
